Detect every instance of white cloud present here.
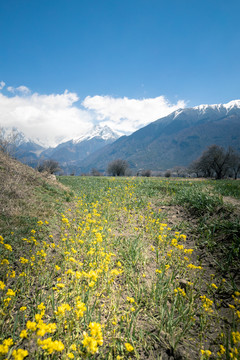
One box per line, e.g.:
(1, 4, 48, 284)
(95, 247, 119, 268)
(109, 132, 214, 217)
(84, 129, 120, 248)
(0, 81, 5, 90)
(0, 82, 186, 147)
(82, 95, 186, 134)
(7, 85, 31, 94)
(7, 86, 15, 93)
(0, 89, 93, 147)
(16, 85, 31, 94)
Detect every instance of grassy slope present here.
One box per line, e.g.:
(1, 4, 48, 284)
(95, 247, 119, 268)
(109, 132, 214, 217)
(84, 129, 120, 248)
(0, 151, 73, 239)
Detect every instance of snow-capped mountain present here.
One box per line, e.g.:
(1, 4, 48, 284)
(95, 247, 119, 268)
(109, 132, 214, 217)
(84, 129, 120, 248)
(2, 100, 240, 173)
(72, 125, 121, 144)
(78, 100, 240, 173)
(0, 126, 46, 164)
(0, 126, 32, 146)
(40, 125, 120, 172)
(0, 125, 120, 171)
(193, 99, 240, 113)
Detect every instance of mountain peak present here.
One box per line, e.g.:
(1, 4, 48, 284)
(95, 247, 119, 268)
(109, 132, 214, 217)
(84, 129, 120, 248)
(72, 125, 120, 144)
(224, 99, 240, 109)
(192, 99, 240, 113)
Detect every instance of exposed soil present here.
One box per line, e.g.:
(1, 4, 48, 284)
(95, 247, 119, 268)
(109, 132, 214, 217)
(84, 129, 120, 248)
(222, 196, 240, 214)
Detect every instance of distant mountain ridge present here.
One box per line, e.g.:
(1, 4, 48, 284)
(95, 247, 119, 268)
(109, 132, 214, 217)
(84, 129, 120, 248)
(1, 100, 240, 174)
(41, 125, 120, 173)
(0, 125, 120, 171)
(78, 100, 240, 173)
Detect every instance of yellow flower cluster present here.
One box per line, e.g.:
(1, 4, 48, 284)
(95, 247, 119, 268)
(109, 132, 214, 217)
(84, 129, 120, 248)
(200, 295, 214, 313)
(0, 338, 13, 355)
(12, 349, 29, 360)
(37, 337, 64, 354)
(82, 322, 103, 354)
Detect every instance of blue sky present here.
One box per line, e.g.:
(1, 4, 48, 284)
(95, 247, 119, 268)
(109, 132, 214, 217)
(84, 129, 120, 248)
(0, 0, 240, 146)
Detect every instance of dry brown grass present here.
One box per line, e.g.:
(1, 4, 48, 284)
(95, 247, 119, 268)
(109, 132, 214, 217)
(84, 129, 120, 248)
(0, 151, 71, 238)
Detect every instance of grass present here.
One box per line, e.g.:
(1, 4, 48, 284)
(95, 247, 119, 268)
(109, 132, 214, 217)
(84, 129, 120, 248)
(211, 180, 240, 199)
(0, 167, 240, 359)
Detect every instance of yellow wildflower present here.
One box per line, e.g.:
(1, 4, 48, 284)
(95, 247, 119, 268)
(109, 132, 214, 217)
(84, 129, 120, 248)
(56, 283, 65, 288)
(1, 259, 9, 265)
(38, 303, 46, 311)
(4, 243, 12, 251)
(6, 289, 15, 297)
(12, 349, 28, 360)
(82, 334, 98, 354)
(26, 321, 37, 331)
(89, 322, 103, 345)
(127, 297, 135, 303)
(75, 301, 86, 319)
(20, 330, 28, 338)
(0, 281, 6, 290)
(38, 337, 64, 354)
(0, 338, 14, 354)
(125, 342, 134, 352)
(201, 349, 211, 357)
(19, 257, 28, 264)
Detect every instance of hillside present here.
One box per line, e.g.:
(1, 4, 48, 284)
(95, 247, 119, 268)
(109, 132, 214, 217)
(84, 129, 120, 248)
(0, 151, 72, 239)
(78, 100, 240, 173)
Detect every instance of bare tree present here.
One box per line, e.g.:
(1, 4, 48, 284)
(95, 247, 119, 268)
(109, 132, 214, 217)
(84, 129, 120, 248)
(173, 166, 187, 177)
(37, 159, 61, 174)
(188, 159, 205, 178)
(141, 169, 152, 177)
(90, 168, 101, 176)
(107, 159, 129, 176)
(228, 149, 240, 179)
(189, 145, 239, 180)
(0, 127, 20, 156)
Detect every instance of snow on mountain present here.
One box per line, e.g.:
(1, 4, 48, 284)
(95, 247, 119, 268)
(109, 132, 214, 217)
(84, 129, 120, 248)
(193, 99, 240, 113)
(0, 126, 31, 146)
(72, 125, 120, 144)
(0, 126, 49, 148)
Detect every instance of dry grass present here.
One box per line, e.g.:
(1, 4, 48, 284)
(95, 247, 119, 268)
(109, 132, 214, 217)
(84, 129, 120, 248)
(0, 151, 72, 239)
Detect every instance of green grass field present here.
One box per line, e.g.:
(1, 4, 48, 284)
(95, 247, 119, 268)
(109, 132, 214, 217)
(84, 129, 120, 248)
(1, 174, 240, 359)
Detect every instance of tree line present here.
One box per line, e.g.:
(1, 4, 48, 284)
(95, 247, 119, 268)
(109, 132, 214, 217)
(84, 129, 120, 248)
(106, 145, 240, 179)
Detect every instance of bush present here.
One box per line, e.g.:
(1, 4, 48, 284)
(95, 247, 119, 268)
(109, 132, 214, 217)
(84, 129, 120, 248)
(37, 159, 61, 174)
(165, 170, 171, 178)
(107, 159, 129, 176)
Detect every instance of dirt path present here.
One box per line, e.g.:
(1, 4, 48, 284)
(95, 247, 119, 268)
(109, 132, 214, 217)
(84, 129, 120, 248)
(222, 195, 240, 214)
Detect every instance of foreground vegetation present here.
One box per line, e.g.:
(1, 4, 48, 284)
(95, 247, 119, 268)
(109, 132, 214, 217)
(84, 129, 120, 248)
(0, 170, 240, 359)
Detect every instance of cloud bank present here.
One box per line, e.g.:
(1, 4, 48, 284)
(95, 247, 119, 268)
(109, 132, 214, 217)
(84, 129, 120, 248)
(82, 95, 186, 134)
(0, 82, 186, 147)
(0, 87, 93, 147)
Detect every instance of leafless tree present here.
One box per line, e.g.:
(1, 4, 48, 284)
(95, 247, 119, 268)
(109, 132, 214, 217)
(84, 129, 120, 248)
(189, 145, 240, 179)
(90, 168, 101, 176)
(141, 169, 152, 177)
(228, 149, 240, 179)
(0, 127, 20, 156)
(107, 159, 129, 176)
(37, 159, 61, 174)
(173, 166, 187, 177)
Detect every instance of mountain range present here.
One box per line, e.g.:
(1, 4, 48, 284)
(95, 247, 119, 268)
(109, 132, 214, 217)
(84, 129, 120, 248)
(1, 100, 240, 174)
(76, 100, 240, 173)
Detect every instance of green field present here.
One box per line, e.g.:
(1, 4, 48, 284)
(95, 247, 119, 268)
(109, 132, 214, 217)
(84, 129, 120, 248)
(1, 175, 240, 359)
